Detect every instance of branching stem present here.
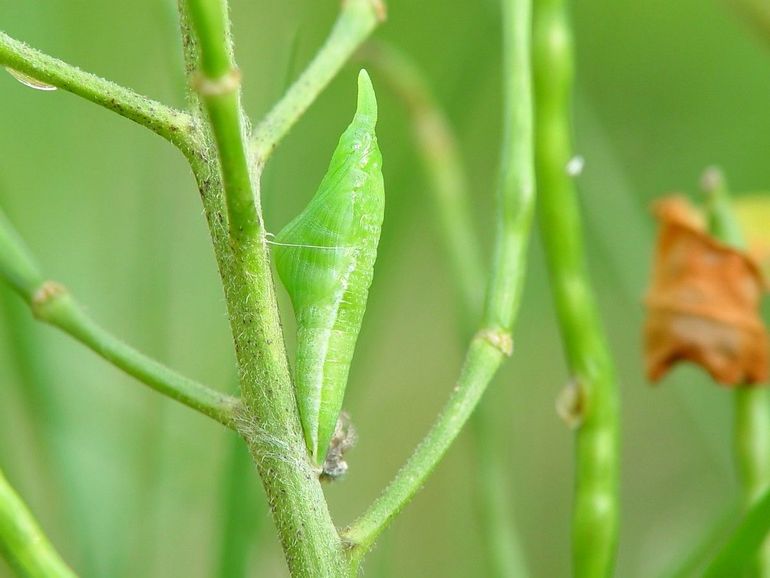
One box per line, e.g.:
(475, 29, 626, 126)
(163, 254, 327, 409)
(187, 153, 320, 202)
(0, 208, 239, 428)
(180, 1, 348, 575)
(364, 42, 530, 576)
(251, 0, 385, 167)
(342, 0, 535, 563)
(186, 0, 259, 242)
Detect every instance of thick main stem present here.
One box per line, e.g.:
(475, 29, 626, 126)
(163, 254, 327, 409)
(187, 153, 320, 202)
(179, 1, 346, 575)
(533, 0, 620, 576)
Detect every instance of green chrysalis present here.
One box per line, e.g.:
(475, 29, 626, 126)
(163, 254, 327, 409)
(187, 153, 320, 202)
(274, 70, 384, 467)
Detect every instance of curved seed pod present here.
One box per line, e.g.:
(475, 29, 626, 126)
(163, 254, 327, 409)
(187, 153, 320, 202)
(274, 70, 384, 466)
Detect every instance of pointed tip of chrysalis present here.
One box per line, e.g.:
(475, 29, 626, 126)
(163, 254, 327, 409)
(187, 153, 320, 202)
(355, 69, 377, 126)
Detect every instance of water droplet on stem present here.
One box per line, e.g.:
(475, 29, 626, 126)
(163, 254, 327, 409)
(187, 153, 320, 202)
(5, 67, 57, 91)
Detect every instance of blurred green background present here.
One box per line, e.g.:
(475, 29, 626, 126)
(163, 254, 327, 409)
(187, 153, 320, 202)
(1, 0, 770, 576)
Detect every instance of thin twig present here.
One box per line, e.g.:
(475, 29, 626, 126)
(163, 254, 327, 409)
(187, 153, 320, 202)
(251, 0, 385, 167)
(362, 40, 530, 577)
(342, 0, 535, 563)
(0, 208, 239, 428)
(704, 487, 770, 577)
(533, 0, 620, 575)
(702, 167, 770, 576)
(0, 31, 197, 153)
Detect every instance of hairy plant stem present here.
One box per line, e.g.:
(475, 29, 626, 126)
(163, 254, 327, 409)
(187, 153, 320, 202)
(342, 0, 535, 566)
(251, 0, 386, 166)
(533, 0, 620, 575)
(0, 0, 385, 573)
(0, 31, 196, 153)
(703, 168, 770, 577)
(179, 1, 349, 575)
(0, 209, 238, 428)
(363, 40, 529, 577)
(0, 468, 77, 578)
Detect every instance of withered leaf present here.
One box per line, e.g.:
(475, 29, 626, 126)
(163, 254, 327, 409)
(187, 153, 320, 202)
(644, 196, 769, 386)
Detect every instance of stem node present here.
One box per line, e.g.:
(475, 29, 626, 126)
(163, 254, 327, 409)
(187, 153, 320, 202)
(192, 68, 242, 97)
(475, 328, 514, 357)
(30, 280, 68, 320)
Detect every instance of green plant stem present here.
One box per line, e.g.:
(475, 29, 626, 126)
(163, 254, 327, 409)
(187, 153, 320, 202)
(663, 505, 737, 578)
(0, 207, 239, 428)
(0, 31, 196, 152)
(704, 488, 770, 578)
(0, 289, 98, 576)
(178, 2, 346, 575)
(533, 0, 620, 576)
(342, 0, 535, 565)
(363, 40, 529, 578)
(734, 389, 770, 509)
(342, 337, 517, 565)
(186, 0, 258, 242)
(703, 167, 770, 577)
(0, 468, 77, 578)
(251, 0, 385, 166)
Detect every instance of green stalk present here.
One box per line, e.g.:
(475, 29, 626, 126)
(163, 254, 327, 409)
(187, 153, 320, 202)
(0, 468, 77, 578)
(179, 1, 347, 575)
(704, 488, 770, 578)
(663, 505, 737, 578)
(252, 0, 385, 166)
(0, 290, 98, 576)
(363, 40, 529, 577)
(702, 167, 770, 577)
(185, 0, 259, 242)
(2, 0, 383, 574)
(0, 207, 239, 428)
(0, 31, 196, 152)
(533, 0, 620, 575)
(343, 0, 535, 565)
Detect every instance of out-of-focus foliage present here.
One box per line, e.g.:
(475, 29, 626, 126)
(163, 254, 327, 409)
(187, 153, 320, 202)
(0, 0, 769, 576)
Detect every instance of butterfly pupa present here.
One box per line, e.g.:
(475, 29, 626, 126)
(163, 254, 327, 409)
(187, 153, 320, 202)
(274, 70, 384, 468)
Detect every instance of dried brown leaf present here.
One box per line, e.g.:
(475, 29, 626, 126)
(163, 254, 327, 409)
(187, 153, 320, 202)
(644, 196, 769, 386)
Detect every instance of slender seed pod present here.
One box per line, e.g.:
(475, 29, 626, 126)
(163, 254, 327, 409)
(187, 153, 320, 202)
(274, 70, 384, 467)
